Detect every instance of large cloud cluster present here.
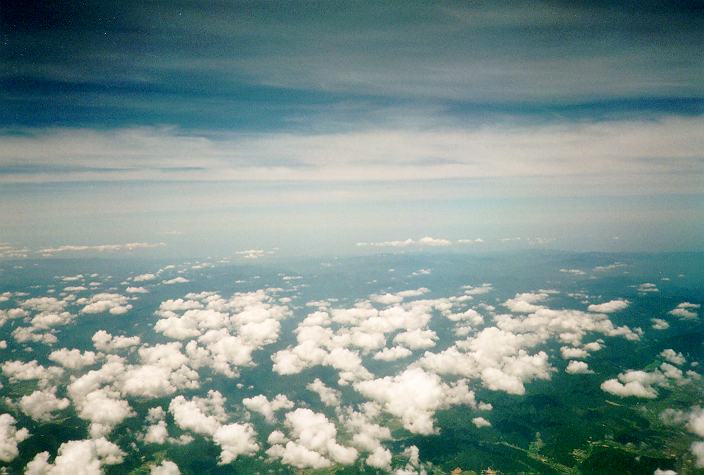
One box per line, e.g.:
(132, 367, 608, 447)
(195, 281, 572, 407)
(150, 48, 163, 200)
(154, 289, 292, 377)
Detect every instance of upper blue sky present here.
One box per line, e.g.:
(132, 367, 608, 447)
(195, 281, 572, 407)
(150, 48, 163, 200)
(0, 1, 702, 255)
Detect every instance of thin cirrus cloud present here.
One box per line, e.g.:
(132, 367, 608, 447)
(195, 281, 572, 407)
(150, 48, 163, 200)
(0, 116, 702, 192)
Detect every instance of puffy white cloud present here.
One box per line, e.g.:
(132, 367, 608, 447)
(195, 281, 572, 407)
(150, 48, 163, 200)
(78, 293, 132, 315)
(392, 329, 437, 350)
(565, 361, 593, 374)
(19, 388, 70, 421)
(213, 423, 259, 464)
(0, 414, 30, 462)
(243, 394, 293, 422)
(48, 348, 98, 370)
(76, 388, 135, 438)
(653, 469, 677, 475)
(373, 346, 412, 361)
(669, 302, 700, 319)
(354, 368, 478, 434)
(92, 330, 140, 352)
(132, 273, 157, 282)
(126, 286, 148, 294)
(162, 277, 190, 285)
(24, 437, 125, 474)
(472, 416, 491, 428)
(169, 390, 227, 436)
(1, 360, 63, 387)
(151, 460, 181, 475)
(660, 349, 685, 365)
(267, 408, 357, 469)
(366, 445, 392, 470)
(306, 379, 341, 407)
(587, 299, 629, 313)
(600, 368, 678, 399)
(504, 292, 549, 313)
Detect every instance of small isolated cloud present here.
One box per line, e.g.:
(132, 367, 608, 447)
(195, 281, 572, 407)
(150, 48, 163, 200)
(162, 277, 190, 285)
(593, 263, 627, 272)
(587, 299, 629, 313)
(669, 302, 700, 319)
(151, 460, 181, 474)
(235, 249, 274, 259)
(39, 242, 165, 256)
(651, 318, 670, 330)
(132, 273, 157, 282)
(565, 361, 593, 374)
(472, 417, 491, 428)
(636, 283, 659, 293)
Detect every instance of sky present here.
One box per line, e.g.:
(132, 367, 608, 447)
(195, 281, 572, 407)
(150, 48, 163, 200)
(0, 1, 703, 257)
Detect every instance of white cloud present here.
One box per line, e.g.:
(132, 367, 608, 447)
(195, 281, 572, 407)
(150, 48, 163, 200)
(357, 237, 451, 248)
(92, 330, 140, 352)
(25, 438, 125, 474)
(306, 379, 341, 407)
(19, 388, 70, 421)
(354, 368, 478, 434)
(669, 302, 700, 319)
(126, 286, 149, 294)
(565, 361, 593, 374)
(472, 416, 491, 428)
(587, 299, 629, 313)
(49, 348, 98, 370)
(243, 394, 294, 422)
(373, 346, 412, 361)
(162, 277, 190, 285)
(39, 242, 164, 256)
(0, 414, 30, 462)
(651, 318, 670, 330)
(267, 408, 357, 469)
(660, 349, 685, 365)
(213, 423, 259, 464)
(169, 390, 227, 437)
(78, 293, 132, 315)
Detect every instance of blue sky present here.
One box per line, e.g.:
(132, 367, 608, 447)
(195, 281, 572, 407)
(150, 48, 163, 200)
(0, 1, 702, 256)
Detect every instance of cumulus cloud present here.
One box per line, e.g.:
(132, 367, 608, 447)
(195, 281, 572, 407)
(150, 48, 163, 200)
(306, 379, 341, 407)
(24, 438, 125, 474)
(0, 414, 30, 462)
(669, 302, 700, 319)
(49, 348, 98, 370)
(468, 417, 489, 429)
(162, 277, 190, 285)
(243, 394, 294, 422)
(587, 299, 629, 313)
(92, 330, 141, 352)
(354, 368, 479, 434)
(565, 361, 593, 374)
(78, 293, 132, 315)
(19, 388, 70, 421)
(267, 408, 357, 469)
(660, 349, 685, 365)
